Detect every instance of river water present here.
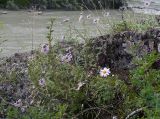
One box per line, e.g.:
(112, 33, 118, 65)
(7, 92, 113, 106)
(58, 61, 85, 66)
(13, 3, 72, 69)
(0, 6, 159, 57)
(127, 0, 160, 15)
(0, 10, 124, 57)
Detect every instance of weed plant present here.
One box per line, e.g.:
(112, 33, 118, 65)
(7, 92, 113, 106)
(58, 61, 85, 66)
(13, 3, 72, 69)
(0, 0, 160, 119)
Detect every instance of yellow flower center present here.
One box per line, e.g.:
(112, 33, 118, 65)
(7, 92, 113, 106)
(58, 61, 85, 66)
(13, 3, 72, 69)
(103, 70, 107, 74)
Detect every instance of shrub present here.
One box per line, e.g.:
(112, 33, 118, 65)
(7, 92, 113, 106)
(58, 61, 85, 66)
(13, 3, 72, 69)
(6, 0, 19, 10)
(14, 0, 30, 9)
(112, 18, 158, 33)
(1, 17, 160, 119)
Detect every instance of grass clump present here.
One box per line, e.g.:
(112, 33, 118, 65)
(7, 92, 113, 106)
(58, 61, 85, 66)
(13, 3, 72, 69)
(0, 13, 160, 119)
(26, 19, 160, 118)
(112, 18, 158, 33)
(26, 41, 160, 118)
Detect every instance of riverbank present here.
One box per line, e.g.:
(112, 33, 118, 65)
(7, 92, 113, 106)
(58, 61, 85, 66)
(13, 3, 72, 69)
(0, 27, 160, 118)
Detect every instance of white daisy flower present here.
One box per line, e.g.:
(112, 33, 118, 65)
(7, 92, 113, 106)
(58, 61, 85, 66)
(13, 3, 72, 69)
(93, 17, 100, 24)
(39, 78, 46, 87)
(143, 0, 151, 7)
(41, 44, 49, 54)
(87, 14, 91, 19)
(100, 67, 111, 78)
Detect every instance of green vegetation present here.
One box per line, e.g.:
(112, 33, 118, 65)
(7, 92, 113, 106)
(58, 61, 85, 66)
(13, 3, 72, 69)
(0, 0, 124, 10)
(112, 18, 158, 33)
(1, 0, 160, 117)
(0, 16, 160, 118)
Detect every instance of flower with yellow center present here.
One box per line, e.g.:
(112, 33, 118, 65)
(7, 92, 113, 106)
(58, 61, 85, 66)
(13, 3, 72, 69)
(100, 67, 111, 78)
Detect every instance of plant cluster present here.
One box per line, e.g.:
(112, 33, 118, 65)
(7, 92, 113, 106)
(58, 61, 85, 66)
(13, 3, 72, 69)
(1, 1, 160, 118)
(1, 18, 160, 119)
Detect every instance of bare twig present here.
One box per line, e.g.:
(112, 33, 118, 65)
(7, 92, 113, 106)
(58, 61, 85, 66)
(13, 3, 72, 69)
(0, 96, 15, 106)
(125, 107, 144, 119)
(72, 106, 113, 119)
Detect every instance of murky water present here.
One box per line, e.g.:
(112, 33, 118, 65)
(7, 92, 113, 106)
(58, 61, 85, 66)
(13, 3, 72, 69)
(0, 7, 157, 57)
(0, 10, 124, 57)
(127, 0, 160, 15)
